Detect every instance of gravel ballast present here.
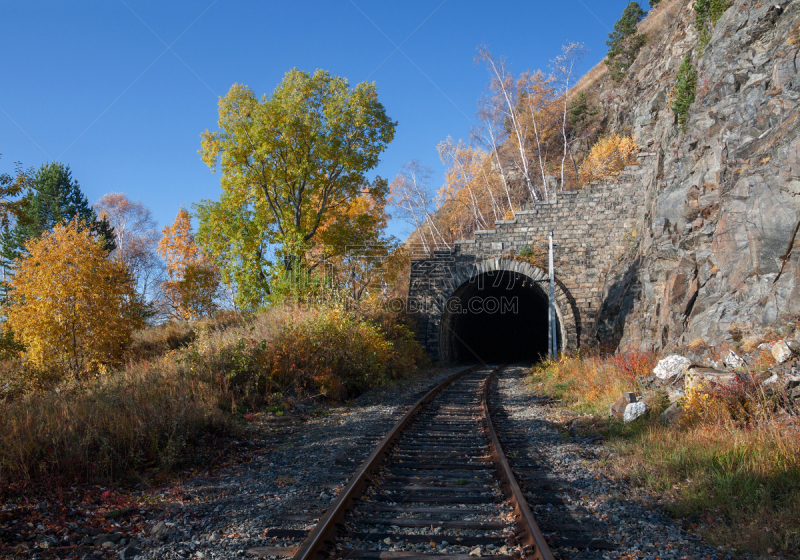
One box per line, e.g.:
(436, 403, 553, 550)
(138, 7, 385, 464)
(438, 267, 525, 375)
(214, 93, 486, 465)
(123, 367, 465, 560)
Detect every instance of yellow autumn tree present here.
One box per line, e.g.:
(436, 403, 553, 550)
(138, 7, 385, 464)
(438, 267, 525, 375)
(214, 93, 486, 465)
(5, 220, 143, 377)
(158, 208, 220, 320)
(579, 134, 639, 183)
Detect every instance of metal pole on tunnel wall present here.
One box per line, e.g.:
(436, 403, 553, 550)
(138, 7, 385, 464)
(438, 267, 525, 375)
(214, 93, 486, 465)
(548, 231, 556, 360)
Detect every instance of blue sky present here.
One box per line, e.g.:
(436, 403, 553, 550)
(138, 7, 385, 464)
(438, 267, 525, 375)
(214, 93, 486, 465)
(0, 1, 635, 239)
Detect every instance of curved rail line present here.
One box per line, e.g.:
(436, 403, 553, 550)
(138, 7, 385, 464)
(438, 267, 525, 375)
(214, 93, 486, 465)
(292, 365, 554, 560)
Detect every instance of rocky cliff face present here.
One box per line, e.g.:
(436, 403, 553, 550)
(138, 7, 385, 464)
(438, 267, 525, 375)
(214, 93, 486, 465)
(593, 0, 800, 361)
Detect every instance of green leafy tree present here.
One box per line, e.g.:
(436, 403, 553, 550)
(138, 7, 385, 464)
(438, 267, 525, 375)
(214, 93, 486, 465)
(672, 54, 698, 133)
(605, 2, 648, 81)
(199, 68, 396, 303)
(194, 189, 274, 311)
(0, 156, 33, 303)
(1, 162, 114, 268)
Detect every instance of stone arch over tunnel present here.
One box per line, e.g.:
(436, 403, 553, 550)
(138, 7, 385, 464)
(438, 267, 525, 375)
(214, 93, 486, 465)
(435, 258, 577, 364)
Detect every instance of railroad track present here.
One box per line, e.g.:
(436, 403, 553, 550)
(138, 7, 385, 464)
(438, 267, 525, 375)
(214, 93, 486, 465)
(256, 365, 612, 560)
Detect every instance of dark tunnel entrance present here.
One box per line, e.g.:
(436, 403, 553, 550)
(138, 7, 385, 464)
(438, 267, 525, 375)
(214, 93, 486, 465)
(440, 270, 561, 364)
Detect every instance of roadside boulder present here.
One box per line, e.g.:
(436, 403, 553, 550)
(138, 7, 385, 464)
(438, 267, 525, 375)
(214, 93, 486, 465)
(653, 355, 691, 382)
(150, 521, 168, 540)
(609, 392, 637, 418)
(763, 373, 800, 392)
(623, 401, 649, 423)
(762, 373, 780, 387)
(667, 389, 685, 403)
(685, 367, 736, 391)
(772, 340, 793, 364)
(119, 546, 141, 560)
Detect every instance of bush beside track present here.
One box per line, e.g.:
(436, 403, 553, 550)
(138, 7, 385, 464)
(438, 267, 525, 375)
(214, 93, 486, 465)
(0, 303, 428, 493)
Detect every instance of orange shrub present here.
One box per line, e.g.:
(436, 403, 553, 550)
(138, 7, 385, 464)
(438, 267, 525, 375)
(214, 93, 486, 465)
(579, 134, 639, 183)
(6, 221, 143, 378)
(181, 305, 427, 409)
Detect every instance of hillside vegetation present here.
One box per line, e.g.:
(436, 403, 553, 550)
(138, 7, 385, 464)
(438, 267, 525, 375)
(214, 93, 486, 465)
(0, 302, 426, 492)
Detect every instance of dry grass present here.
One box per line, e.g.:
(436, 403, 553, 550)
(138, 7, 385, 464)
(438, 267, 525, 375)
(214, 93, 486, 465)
(638, 0, 684, 37)
(0, 302, 427, 494)
(614, 393, 800, 555)
(127, 321, 196, 362)
(0, 360, 235, 490)
(529, 351, 657, 414)
(569, 61, 608, 100)
(688, 337, 708, 353)
(528, 352, 800, 555)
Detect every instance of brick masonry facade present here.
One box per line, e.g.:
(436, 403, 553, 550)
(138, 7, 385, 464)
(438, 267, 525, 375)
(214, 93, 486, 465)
(408, 154, 655, 362)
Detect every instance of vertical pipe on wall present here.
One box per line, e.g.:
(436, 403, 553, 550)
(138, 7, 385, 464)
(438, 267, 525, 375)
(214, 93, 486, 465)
(548, 231, 556, 360)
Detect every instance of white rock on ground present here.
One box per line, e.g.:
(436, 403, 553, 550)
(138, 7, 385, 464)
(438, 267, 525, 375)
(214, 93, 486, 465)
(623, 401, 649, 423)
(762, 374, 780, 386)
(724, 350, 745, 369)
(653, 355, 691, 380)
(772, 340, 793, 364)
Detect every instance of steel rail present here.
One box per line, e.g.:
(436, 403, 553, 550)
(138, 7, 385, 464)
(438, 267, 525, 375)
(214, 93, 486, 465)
(482, 366, 554, 560)
(292, 365, 480, 560)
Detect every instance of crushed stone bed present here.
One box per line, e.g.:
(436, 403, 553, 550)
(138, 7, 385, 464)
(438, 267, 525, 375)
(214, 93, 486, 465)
(128, 367, 465, 560)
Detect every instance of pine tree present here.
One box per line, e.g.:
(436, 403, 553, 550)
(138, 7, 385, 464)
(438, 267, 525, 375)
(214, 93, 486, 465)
(672, 55, 698, 133)
(1, 162, 115, 268)
(694, 0, 730, 51)
(605, 2, 648, 81)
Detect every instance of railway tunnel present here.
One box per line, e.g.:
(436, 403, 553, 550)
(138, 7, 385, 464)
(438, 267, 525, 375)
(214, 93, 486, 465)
(438, 269, 561, 364)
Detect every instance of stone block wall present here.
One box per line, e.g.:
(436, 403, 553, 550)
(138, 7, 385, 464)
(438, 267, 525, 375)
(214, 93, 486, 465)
(409, 154, 654, 359)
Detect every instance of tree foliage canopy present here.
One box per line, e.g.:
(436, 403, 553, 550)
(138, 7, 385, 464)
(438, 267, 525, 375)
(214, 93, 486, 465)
(605, 2, 647, 81)
(1, 162, 115, 267)
(0, 155, 32, 229)
(5, 221, 141, 376)
(199, 69, 396, 285)
(194, 190, 272, 311)
(694, 0, 731, 50)
(672, 54, 698, 133)
(94, 192, 163, 312)
(579, 134, 639, 182)
(158, 208, 220, 320)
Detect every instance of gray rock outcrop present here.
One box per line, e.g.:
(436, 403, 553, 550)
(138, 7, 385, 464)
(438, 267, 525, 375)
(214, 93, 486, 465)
(592, 0, 800, 355)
